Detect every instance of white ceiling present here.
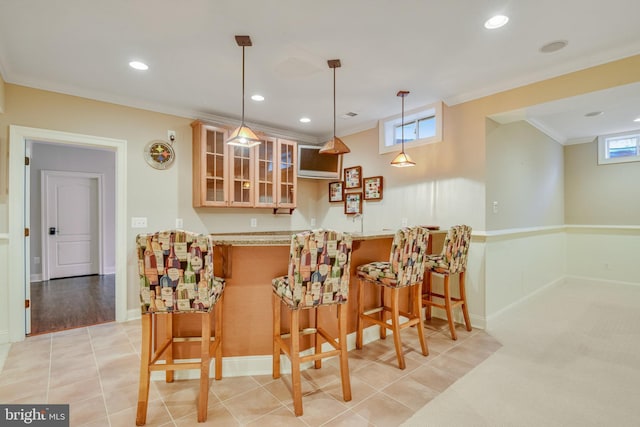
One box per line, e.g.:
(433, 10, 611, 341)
(1, 0, 639, 144)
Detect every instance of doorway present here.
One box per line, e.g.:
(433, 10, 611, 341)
(8, 125, 128, 342)
(29, 143, 114, 335)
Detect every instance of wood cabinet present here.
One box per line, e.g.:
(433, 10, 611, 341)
(192, 120, 297, 210)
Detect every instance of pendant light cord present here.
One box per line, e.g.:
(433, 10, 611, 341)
(401, 94, 405, 152)
(241, 46, 246, 123)
(333, 66, 336, 139)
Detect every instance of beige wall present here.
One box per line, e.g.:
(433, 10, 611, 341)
(565, 140, 640, 225)
(320, 102, 487, 233)
(486, 119, 564, 230)
(0, 73, 6, 205)
(0, 72, 5, 113)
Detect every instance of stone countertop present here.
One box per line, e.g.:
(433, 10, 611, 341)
(209, 228, 443, 246)
(209, 230, 395, 246)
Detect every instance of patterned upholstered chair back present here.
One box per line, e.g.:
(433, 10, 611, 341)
(388, 227, 430, 287)
(273, 230, 353, 309)
(439, 225, 472, 274)
(136, 230, 225, 314)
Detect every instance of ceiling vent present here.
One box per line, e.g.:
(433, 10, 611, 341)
(341, 112, 358, 119)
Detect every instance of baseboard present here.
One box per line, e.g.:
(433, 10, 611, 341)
(0, 330, 8, 345)
(127, 309, 141, 322)
(30, 274, 43, 282)
(151, 324, 387, 381)
(564, 275, 640, 288)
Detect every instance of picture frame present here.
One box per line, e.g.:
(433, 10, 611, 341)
(344, 166, 362, 189)
(328, 181, 345, 202)
(363, 176, 384, 200)
(344, 192, 363, 215)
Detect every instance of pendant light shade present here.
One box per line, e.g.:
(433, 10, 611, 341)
(390, 90, 416, 167)
(319, 59, 351, 155)
(227, 35, 261, 147)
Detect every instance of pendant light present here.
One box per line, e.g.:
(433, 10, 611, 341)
(227, 35, 261, 147)
(390, 90, 416, 167)
(319, 59, 351, 155)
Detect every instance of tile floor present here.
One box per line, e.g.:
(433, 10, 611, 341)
(0, 319, 499, 426)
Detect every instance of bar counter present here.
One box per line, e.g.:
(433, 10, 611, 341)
(166, 229, 445, 360)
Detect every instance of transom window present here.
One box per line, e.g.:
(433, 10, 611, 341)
(598, 130, 640, 165)
(379, 101, 443, 154)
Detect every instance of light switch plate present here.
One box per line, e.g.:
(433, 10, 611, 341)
(131, 217, 147, 228)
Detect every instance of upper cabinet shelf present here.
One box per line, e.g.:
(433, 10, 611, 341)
(191, 120, 297, 211)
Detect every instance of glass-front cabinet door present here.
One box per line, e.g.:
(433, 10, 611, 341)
(277, 139, 297, 208)
(228, 145, 254, 207)
(255, 137, 276, 207)
(192, 121, 228, 207)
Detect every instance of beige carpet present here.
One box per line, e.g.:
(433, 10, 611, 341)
(402, 278, 640, 427)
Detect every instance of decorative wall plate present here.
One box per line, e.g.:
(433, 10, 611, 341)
(144, 139, 175, 169)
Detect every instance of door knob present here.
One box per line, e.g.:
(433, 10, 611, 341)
(49, 227, 57, 235)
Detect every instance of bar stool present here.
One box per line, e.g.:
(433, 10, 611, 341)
(135, 230, 225, 425)
(356, 227, 429, 370)
(422, 225, 472, 340)
(272, 230, 353, 416)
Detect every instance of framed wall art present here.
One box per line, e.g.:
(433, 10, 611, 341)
(344, 192, 363, 215)
(344, 166, 362, 189)
(363, 176, 383, 200)
(328, 181, 344, 202)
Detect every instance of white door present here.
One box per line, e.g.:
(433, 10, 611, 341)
(43, 172, 101, 279)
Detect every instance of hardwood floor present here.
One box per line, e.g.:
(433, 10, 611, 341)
(29, 274, 115, 335)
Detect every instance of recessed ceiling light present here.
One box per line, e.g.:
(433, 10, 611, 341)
(251, 94, 264, 101)
(634, 117, 640, 122)
(129, 61, 149, 71)
(484, 15, 509, 29)
(539, 40, 568, 53)
(584, 111, 603, 117)
(299, 117, 311, 123)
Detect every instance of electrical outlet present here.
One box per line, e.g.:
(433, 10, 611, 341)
(175, 218, 183, 229)
(250, 218, 257, 227)
(168, 130, 176, 142)
(401, 217, 408, 227)
(310, 218, 316, 227)
(131, 217, 147, 228)
(492, 201, 499, 213)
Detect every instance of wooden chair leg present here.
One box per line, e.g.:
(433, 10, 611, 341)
(356, 279, 364, 350)
(337, 304, 352, 402)
(136, 314, 152, 426)
(214, 299, 223, 380)
(380, 286, 387, 340)
(443, 275, 457, 340)
(413, 283, 429, 356)
(314, 307, 322, 369)
(290, 309, 303, 416)
(459, 272, 472, 331)
(165, 314, 174, 383)
(272, 294, 281, 379)
(197, 312, 211, 423)
(390, 288, 405, 370)
(424, 271, 432, 320)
